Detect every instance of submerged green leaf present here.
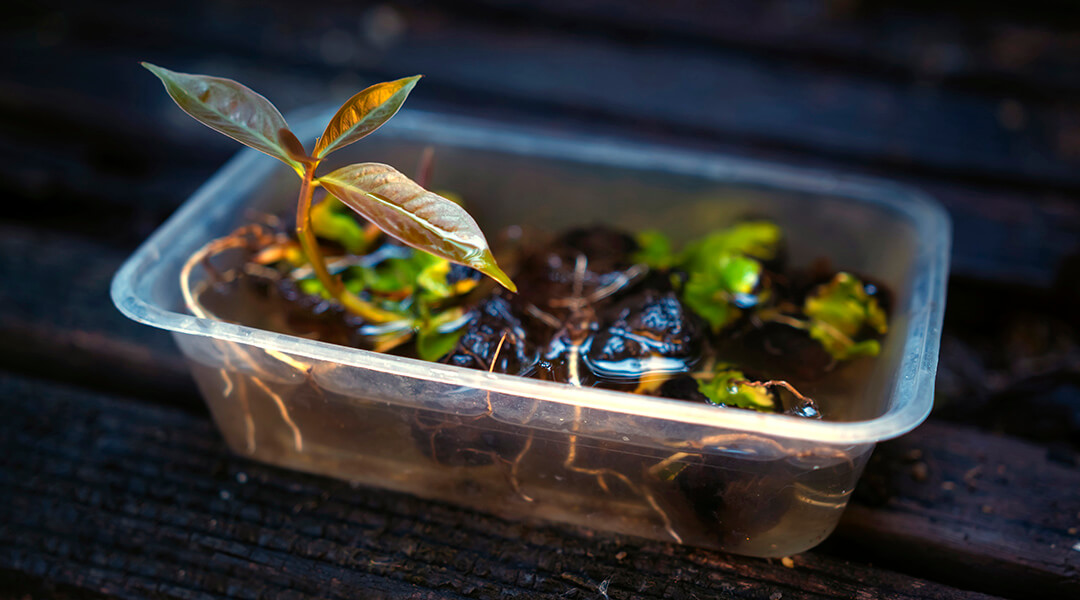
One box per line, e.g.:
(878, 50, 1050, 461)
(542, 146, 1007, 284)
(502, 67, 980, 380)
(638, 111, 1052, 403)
(141, 62, 306, 172)
(416, 257, 454, 299)
(656, 221, 779, 330)
(311, 196, 367, 254)
(697, 365, 776, 411)
(298, 277, 333, 299)
(804, 272, 888, 360)
(632, 230, 676, 269)
(319, 162, 516, 292)
(350, 259, 413, 295)
(314, 75, 422, 159)
(681, 254, 762, 332)
(415, 307, 468, 362)
(679, 221, 781, 275)
(416, 327, 461, 362)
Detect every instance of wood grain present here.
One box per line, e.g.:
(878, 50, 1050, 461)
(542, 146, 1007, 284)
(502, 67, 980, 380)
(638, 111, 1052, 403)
(840, 421, 1080, 599)
(0, 226, 197, 409)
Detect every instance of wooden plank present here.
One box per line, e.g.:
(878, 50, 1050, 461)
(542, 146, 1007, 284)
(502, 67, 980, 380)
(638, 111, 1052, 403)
(0, 568, 117, 600)
(7, 1, 1080, 190)
(837, 421, 1080, 599)
(0, 226, 197, 409)
(456, 0, 1080, 98)
(0, 372, 1005, 600)
(0, 77, 224, 245)
(931, 275, 1080, 447)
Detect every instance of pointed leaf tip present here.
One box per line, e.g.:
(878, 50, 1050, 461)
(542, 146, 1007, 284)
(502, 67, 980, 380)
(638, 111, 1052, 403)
(313, 75, 423, 159)
(474, 252, 517, 293)
(142, 62, 304, 171)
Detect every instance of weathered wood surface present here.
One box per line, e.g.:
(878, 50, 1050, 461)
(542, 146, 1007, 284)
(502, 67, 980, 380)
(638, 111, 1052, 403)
(3, 0, 1080, 598)
(16, 0, 1079, 186)
(459, 0, 1080, 98)
(838, 422, 1080, 599)
(0, 226, 196, 409)
(0, 372, 1011, 600)
(5, 1, 1080, 285)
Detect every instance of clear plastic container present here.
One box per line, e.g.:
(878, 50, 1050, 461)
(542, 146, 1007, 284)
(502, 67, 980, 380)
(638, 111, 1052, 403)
(112, 109, 949, 557)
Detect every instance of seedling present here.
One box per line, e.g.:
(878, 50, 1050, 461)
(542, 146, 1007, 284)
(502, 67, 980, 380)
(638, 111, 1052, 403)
(144, 64, 515, 319)
(128, 68, 918, 554)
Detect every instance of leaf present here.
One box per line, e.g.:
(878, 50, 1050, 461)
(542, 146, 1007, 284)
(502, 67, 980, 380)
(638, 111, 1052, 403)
(319, 163, 517, 292)
(313, 75, 422, 159)
(298, 278, 333, 299)
(353, 259, 415, 295)
(697, 365, 776, 412)
(680, 254, 762, 332)
(417, 258, 454, 299)
(804, 272, 888, 360)
(351, 250, 439, 297)
(416, 327, 462, 362)
(142, 63, 306, 172)
(415, 306, 468, 361)
(714, 221, 782, 260)
(680, 221, 781, 275)
(631, 230, 675, 269)
(311, 197, 367, 254)
(416, 323, 464, 362)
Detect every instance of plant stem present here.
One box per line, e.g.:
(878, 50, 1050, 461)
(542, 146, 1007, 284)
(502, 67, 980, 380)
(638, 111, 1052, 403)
(296, 162, 411, 325)
(296, 162, 342, 298)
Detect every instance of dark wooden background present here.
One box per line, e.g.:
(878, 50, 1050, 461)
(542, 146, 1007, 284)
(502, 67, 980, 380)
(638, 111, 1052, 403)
(2, 1, 1079, 598)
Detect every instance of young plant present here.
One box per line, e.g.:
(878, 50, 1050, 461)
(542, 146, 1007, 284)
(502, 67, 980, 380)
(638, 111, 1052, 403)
(143, 63, 516, 325)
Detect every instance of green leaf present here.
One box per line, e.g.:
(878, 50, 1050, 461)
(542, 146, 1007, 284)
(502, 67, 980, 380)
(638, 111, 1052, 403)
(416, 328, 461, 362)
(354, 261, 413, 295)
(680, 221, 781, 275)
(631, 230, 675, 269)
(415, 307, 468, 361)
(716, 221, 782, 260)
(804, 272, 888, 360)
(682, 273, 738, 332)
(681, 254, 762, 332)
(311, 196, 367, 254)
(319, 163, 517, 292)
(313, 75, 422, 159)
(141, 62, 306, 172)
(715, 253, 761, 294)
(298, 278, 333, 299)
(417, 257, 454, 298)
(697, 365, 776, 411)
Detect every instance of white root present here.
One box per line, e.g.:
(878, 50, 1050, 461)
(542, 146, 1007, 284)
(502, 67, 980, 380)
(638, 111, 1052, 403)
(180, 227, 307, 453)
